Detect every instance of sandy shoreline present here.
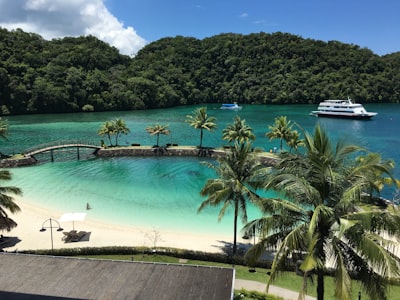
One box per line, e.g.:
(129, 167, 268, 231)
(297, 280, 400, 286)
(2, 196, 238, 254)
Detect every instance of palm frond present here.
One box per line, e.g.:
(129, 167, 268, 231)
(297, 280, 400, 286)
(0, 215, 17, 231)
(308, 205, 333, 239)
(267, 224, 308, 284)
(338, 240, 389, 299)
(345, 210, 400, 236)
(331, 237, 352, 300)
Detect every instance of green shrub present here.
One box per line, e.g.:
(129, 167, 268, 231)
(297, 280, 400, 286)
(18, 246, 272, 268)
(234, 289, 283, 300)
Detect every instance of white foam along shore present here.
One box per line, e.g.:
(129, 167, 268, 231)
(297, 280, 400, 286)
(3, 196, 241, 254)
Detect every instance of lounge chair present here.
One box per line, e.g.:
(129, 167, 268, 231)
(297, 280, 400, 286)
(71, 231, 87, 242)
(62, 230, 87, 243)
(62, 230, 76, 242)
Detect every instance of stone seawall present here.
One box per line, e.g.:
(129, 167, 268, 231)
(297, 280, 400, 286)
(0, 146, 278, 168)
(96, 146, 278, 166)
(0, 157, 37, 168)
(96, 146, 223, 158)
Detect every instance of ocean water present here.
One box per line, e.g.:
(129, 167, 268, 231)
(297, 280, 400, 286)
(2, 103, 400, 237)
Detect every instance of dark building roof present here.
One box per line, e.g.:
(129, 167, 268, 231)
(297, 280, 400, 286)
(0, 253, 234, 300)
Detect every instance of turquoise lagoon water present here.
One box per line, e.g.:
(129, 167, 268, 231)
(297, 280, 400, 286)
(2, 103, 400, 237)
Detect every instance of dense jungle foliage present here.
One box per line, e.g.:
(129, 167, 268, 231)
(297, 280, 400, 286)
(1, 27, 399, 115)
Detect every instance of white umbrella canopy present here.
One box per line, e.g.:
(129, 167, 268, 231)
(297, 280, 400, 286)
(59, 212, 86, 231)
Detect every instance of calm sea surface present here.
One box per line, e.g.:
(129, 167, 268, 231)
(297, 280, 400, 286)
(2, 103, 400, 236)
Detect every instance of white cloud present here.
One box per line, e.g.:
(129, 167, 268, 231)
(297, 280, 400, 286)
(0, 0, 147, 56)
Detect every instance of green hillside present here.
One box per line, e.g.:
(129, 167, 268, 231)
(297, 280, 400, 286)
(1, 28, 399, 115)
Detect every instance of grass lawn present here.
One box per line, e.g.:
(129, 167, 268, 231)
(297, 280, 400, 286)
(78, 254, 400, 300)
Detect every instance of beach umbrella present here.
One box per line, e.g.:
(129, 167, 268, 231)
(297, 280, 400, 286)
(59, 212, 86, 231)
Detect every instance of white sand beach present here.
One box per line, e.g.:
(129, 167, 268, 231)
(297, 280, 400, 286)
(2, 197, 238, 254)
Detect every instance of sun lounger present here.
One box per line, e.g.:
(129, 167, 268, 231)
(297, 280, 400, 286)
(72, 231, 87, 242)
(62, 230, 87, 243)
(62, 230, 76, 241)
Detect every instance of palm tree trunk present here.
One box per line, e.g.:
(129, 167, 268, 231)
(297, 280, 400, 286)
(200, 129, 203, 148)
(156, 134, 160, 147)
(115, 133, 119, 146)
(317, 270, 324, 300)
(233, 201, 238, 255)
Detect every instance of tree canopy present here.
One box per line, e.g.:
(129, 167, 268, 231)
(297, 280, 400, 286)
(0, 169, 22, 232)
(243, 125, 400, 300)
(1, 28, 400, 115)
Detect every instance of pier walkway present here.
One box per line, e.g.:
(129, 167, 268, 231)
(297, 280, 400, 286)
(23, 140, 101, 156)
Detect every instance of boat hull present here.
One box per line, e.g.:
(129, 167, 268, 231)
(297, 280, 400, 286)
(310, 112, 376, 120)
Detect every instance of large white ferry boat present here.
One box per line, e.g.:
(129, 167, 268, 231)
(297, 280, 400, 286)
(310, 98, 377, 120)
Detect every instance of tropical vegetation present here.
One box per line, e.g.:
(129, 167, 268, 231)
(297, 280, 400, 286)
(98, 118, 130, 146)
(198, 139, 267, 255)
(242, 124, 400, 300)
(1, 28, 400, 116)
(0, 118, 22, 231)
(265, 116, 294, 152)
(222, 116, 255, 145)
(145, 124, 170, 147)
(0, 169, 22, 232)
(185, 107, 217, 148)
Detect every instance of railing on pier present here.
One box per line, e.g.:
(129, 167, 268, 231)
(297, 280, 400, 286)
(23, 140, 101, 156)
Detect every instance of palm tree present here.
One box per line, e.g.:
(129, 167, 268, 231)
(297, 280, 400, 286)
(243, 125, 400, 300)
(353, 153, 400, 200)
(146, 124, 170, 147)
(222, 116, 255, 145)
(265, 116, 293, 151)
(98, 118, 130, 147)
(98, 120, 115, 146)
(113, 118, 130, 146)
(0, 118, 8, 140)
(186, 107, 217, 148)
(198, 142, 266, 255)
(0, 170, 22, 232)
(286, 129, 303, 153)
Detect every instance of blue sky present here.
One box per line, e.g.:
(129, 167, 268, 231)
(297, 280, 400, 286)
(105, 0, 399, 55)
(0, 0, 398, 56)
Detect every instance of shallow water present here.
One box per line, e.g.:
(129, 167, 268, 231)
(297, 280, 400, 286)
(3, 103, 400, 237)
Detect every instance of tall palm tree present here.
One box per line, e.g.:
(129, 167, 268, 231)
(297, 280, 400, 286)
(0, 170, 22, 232)
(286, 129, 303, 153)
(265, 116, 293, 151)
(198, 142, 266, 255)
(113, 118, 130, 146)
(243, 125, 400, 300)
(222, 116, 255, 145)
(186, 107, 217, 148)
(146, 124, 170, 147)
(98, 119, 131, 147)
(98, 120, 115, 146)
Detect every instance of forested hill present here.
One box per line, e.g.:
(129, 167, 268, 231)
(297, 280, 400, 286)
(1, 28, 399, 115)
